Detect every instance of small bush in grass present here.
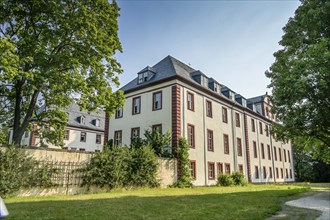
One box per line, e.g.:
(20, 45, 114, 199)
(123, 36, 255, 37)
(231, 172, 248, 186)
(217, 174, 234, 186)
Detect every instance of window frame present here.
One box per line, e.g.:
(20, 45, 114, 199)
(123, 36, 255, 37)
(251, 118, 256, 132)
(207, 129, 214, 151)
(187, 124, 195, 148)
(253, 141, 258, 158)
(115, 108, 123, 119)
(190, 160, 196, 179)
(267, 144, 271, 160)
(208, 162, 215, 180)
(279, 148, 282, 161)
(152, 91, 162, 111)
(274, 146, 277, 161)
(222, 107, 228, 123)
(64, 129, 70, 140)
(235, 112, 240, 127)
(284, 149, 287, 162)
(261, 143, 265, 159)
(259, 122, 263, 134)
(152, 124, 162, 134)
(288, 150, 291, 163)
(114, 130, 122, 146)
(187, 92, 194, 111)
(237, 137, 242, 156)
(132, 96, 141, 115)
(224, 134, 229, 154)
(276, 167, 279, 179)
(96, 134, 102, 144)
(238, 164, 244, 174)
(217, 162, 223, 175)
(80, 132, 87, 142)
(131, 127, 140, 144)
(255, 166, 259, 179)
(263, 166, 267, 179)
(225, 163, 231, 174)
(269, 167, 273, 178)
(206, 100, 212, 118)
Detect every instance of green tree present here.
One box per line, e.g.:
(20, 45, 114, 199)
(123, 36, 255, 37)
(265, 0, 330, 162)
(173, 138, 192, 188)
(0, 0, 124, 146)
(143, 129, 172, 157)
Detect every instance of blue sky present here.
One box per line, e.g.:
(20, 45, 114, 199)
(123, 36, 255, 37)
(115, 0, 300, 98)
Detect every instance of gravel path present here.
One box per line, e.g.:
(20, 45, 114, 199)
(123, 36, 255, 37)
(286, 190, 330, 220)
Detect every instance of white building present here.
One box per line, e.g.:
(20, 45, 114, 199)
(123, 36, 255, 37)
(9, 103, 105, 152)
(106, 56, 294, 185)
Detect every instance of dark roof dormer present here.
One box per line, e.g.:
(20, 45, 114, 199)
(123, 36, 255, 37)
(221, 87, 236, 101)
(190, 71, 209, 88)
(137, 66, 156, 84)
(235, 94, 247, 107)
(208, 78, 222, 93)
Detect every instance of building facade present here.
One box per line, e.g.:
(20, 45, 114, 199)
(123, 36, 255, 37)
(107, 56, 294, 185)
(8, 103, 105, 152)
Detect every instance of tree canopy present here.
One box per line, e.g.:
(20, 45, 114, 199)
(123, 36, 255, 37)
(265, 0, 330, 162)
(0, 0, 124, 145)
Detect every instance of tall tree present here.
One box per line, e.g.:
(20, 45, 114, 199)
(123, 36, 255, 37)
(0, 0, 124, 145)
(265, 0, 330, 162)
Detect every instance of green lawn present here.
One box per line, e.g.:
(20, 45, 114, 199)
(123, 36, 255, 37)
(4, 185, 308, 220)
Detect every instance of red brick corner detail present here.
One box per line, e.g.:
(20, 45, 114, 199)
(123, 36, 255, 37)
(172, 85, 181, 177)
(244, 114, 252, 182)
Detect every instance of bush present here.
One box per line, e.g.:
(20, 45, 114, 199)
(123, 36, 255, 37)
(217, 174, 234, 186)
(0, 146, 56, 197)
(231, 172, 248, 186)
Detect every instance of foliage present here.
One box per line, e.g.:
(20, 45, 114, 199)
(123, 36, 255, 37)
(173, 138, 192, 188)
(0, 125, 8, 146)
(0, 146, 56, 197)
(143, 129, 172, 157)
(0, 0, 124, 145)
(231, 172, 248, 186)
(265, 0, 330, 163)
(217, 174, 234, 186)
(81, 145, 159, 189)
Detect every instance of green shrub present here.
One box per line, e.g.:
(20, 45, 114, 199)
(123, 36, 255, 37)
(231, 172, 248, 186)
(217, 174, 234, 186)
(143, 129, 172, 157)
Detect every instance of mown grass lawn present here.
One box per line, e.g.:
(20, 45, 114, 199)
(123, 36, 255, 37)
(4, 185, 308, 220)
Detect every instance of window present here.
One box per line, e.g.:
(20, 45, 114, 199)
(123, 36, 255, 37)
(95, 118, 100, 127)
(280, 168, 283, 179)
(24, 131, 29, 138)
(267, 145, 271, 160)
(96, 134, 101, 144)
(70, 147, 77, 151)
(276, 168, 279, 179)
(138, 71, 148, 84)
(266, 107, 269, 117)
(269, 167, 273, 178)
(286, 169, 288, 179)
(253, 141, 258, 158)
(279, 148, 282, 161)
(217, 163, 223, 175)
(80, 132, 86, 142)
(79, 116, 85, 125)
(95, 150, 101, 153)
(152, 124, 162, 134)
(222, 107, 228, 123)
(265, 125, 269, 137)
(79, 148, 85, 152)
(188, 124, 195, 148)
(190, 161, 196, 179)
(235, 112, 240, 127)
(290, 169, 292, 179)
(64, 130, 70, 140)
(255, 166, 259, 179)
(284, 149, 287, 162)
(251, 118, 256, 132)
(131, 127, 140, 143)
(114, 130, 122, 146)
(238, 164, 244, 173)
(115, 108, 123, 118)
(261, 143, 265, 159)
(153, 91, 162, 110)
(225, 163, 231, 174)
(224, 134, 229, 154)
(208, 162, 215, 180)
(237, 138, 242, 156)
(207, 129, 214, 151)
(263, 166, 267, 179)
(274, 146, 277, 161)
(206, 100, 212, 117)
(132, 97, 141, 115)
(187, 92, 194, 111)
(259, 122, 263, 134)
(288, 150, 291, 163)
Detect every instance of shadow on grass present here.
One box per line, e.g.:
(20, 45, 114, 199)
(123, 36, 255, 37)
(6, 189, 306, 220)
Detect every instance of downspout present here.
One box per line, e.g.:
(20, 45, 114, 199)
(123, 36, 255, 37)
(242, 112, 248, 177)
(230, 106, 237, 172)
(269, 133, 276, 183)
(203, 96, 207, 186)
(256, 121, 261, 183)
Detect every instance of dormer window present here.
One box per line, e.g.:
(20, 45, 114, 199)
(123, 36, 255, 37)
(138, 71, 149, 84)
(95, 118, 100, 127)
(79, 116, 85, 125)
(229, 91, 235, 101)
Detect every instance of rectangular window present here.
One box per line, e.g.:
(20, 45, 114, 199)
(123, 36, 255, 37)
(265, 125, 269, 137)
(206, 100, 212, 118)
(237, 138, 242, 156)
(217, 163, 223, 175)
(238, 164, 244, 174)
(152, 124, 162, 134)
(269, 167, 273, 178)
(224, 134, 229, 154)
(114, 130, 122, 146)
(279, 148, 282, 161)
(290, 169, 292, 179)
(274, 146, 277, 161)
(64, 130, 70, 140)
(96, 134, 101, 144)
(253, 141, 257, 158)
(281, 168, 283, 179)
(207, 129, 214, 151)
(235, 112, 240, 127)
(255, 166, 259, 179)
(79, 148, 85, 152)
(276, 168, 279, 179)
(131, 127, 140, 143)
(263, 166, 267, 179)
(288, 150, 291, 163)
(187, 92, 194, 111)
(188, 124, 195, 148)
(267, 145, 271, 160)
(261, 143, 265, 159)
(132, 97, 141, 115)
(208, 162, 215, 180)
(225, 163, 231, 174)
(153, 91, 162, 111)
(190, 161, 196, 179)
(259, 122, 263, 134)
(284, 149, 287, 162)
(251, 118, 256, 132)
(80, 132, 86, 142)
(286, 169, 288, 179)
(115, 108, 123, 118)
(222, 107, 228, 123)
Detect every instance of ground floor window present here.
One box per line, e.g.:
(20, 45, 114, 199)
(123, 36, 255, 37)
(208, 162, 215, 180)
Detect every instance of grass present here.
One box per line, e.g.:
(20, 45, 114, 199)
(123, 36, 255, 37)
(3, 185, 308, 220)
